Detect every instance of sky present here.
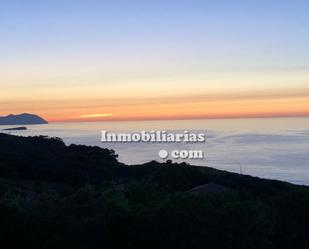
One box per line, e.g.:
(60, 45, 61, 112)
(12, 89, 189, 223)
(1, 0, 309, 122)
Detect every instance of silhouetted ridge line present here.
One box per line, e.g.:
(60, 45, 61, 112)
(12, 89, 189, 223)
(0, 113, 48, 125)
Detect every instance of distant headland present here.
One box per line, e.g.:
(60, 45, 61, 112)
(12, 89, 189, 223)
(2, 126, 27, 131)
(0, 113, 48, 125)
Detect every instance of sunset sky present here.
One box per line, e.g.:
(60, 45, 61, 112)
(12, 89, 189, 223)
(1, 0, 309, 122)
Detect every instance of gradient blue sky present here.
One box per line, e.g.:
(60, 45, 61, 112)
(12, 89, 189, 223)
(1, 0, 309, 121)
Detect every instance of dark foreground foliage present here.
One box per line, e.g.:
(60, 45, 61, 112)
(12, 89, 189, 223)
(0, 133, 308, 249)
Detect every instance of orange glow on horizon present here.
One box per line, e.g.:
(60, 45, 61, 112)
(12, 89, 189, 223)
(43, 94, 309, 122)
(2, 89, 309, 123)
(77, 113, 114, 118)
(47, 112, 309, 123)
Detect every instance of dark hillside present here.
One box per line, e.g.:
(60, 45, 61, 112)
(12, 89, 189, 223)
(0, 133, 308, 249)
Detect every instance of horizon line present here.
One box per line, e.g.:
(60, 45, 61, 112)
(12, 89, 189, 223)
(47, 113, 309, 123)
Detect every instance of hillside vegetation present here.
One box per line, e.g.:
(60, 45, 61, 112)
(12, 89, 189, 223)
(0, 133, 309, 249)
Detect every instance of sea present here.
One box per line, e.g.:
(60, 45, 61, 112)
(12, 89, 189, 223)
(1, 117, 309, 185)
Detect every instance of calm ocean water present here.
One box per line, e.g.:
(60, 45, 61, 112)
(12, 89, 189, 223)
(2, 117, 309, 185)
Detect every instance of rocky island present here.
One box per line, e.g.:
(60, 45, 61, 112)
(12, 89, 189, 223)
(0, 113, 48, 125)
(2, 126, 27, 131)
